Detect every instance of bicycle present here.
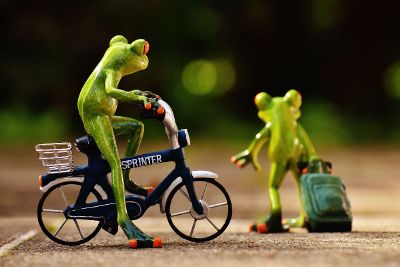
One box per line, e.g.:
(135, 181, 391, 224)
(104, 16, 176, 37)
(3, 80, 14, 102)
(35, 98, 232, 246)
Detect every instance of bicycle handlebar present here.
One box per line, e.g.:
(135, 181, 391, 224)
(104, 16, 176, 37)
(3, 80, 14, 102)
(140, 97, 180, 149)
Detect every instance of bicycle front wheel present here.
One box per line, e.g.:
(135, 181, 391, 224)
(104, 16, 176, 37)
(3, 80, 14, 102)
(165, 178, 232, 242)
(37, 180, 103, 246)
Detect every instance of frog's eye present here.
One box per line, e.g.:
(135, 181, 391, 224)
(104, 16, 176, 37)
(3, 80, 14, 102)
(254, 92, 272, 110)
(130, 39, 147, 55)
(143, 41, 150, 55)
(109, 35, 128, 46)
(284, 89, 302, 109)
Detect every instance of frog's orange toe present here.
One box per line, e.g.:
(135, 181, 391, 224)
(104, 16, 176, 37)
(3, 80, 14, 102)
(257, 223, 268, 234)
(153, 237, 163, 248)
(128, 239, 138, 249)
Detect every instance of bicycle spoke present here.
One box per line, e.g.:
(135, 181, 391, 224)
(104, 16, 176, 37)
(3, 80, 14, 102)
(200, 183, 208, 200)
(208, 202, 228, 209)
(42, 208, 64, 213)
(206, 217, 220, 231)
(58, 188, 69, 206)
(179, 188, 191, 202)
(73, 219, 84, 239)
(190, 219, 197, 237)
(54, 218, 68, 237)
(171, 210, 191, 217)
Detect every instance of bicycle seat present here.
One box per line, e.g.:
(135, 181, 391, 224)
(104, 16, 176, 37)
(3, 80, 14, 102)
(75, 135, 99, 153)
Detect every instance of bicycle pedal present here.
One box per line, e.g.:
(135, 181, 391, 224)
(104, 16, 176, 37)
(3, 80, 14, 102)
(102, 219, 118, 235)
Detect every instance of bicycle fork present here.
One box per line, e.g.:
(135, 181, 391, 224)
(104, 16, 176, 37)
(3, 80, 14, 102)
(145, 166, 204, 215)
(181, 167, 204, 215)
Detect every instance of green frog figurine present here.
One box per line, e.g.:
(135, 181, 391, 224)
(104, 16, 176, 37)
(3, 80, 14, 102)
(77, 35, 161, 248)
(231, 89, 319, 233)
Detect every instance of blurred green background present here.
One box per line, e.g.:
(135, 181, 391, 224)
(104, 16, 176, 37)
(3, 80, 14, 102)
(1, 0, 400, 146)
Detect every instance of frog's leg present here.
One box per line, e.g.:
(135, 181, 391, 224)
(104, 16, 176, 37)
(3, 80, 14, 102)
(86, 115, 160, 247)
(251, 162, 287, 233)
(112, 116, 150, 196)
(283, 160, 306, 228)
(283, 126, 317, 228)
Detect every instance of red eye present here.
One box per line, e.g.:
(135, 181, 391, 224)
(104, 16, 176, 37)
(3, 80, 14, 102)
(143, 41, 150, 55)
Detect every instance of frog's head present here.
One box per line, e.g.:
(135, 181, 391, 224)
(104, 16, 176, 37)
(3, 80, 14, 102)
(107, 35, 150, 75)
(254, 89, 302, 123)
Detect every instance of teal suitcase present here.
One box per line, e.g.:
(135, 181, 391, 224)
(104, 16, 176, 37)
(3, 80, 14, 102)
(300, 160, 352, 232)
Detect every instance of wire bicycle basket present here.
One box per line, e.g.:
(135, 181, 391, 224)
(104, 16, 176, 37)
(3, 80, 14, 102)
(35, 142, 74, 174)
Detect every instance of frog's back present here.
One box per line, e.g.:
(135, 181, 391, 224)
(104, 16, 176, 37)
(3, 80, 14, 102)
(268, 104, 301, 163)
(78, 63, 117, 118)
(78, 65, 102, 113)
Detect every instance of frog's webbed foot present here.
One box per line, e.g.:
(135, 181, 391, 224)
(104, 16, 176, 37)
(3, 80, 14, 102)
(128, 237, 163, 249)
(125, 183, 154, 197)
(120, 219, 162, 249)
(123, 173, 154, 196)
(249, 213, 289, 234)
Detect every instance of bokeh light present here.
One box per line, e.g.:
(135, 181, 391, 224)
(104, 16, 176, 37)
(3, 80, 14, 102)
(181, 58, 236, 96)
(182, 60, 217, 95)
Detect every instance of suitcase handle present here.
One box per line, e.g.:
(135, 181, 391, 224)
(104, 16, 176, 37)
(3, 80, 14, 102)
(300, 159, 332, 174)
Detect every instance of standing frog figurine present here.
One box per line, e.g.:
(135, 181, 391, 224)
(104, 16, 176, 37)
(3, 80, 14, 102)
(231, 89, 320, 233)
(77, 35, 161, 248)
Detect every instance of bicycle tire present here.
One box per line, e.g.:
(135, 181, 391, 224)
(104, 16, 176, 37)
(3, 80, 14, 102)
(165, 178, 232, 242)
(37, 180, 103, 246)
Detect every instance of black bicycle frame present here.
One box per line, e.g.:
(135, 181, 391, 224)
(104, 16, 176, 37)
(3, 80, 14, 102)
(122, 147, 203, 213)
(39, 138, 204, 219)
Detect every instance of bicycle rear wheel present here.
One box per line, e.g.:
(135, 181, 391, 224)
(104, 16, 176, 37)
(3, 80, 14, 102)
(37, 180, 103, 246)
(165, 178, 232, 242)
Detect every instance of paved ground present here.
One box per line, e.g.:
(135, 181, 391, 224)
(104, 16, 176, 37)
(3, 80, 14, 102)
(0, 143, 400, 266)
(1, 216, 400, 267)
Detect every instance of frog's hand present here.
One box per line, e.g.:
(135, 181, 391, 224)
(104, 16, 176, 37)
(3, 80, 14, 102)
(241, 125, 270, 171)
(231, 150, 260, 171)
(230, 150, 260, 170)
(230, 150, 251, 168)
(142, 91, 161, 99)
(128, 90, 162, 110)
(129, 90, 148, 103)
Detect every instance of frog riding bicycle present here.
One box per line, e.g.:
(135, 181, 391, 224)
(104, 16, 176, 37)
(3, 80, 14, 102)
(76, 35, 155, 248)
(35, 35, 231, 248)
(35, 97, 232, 248)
